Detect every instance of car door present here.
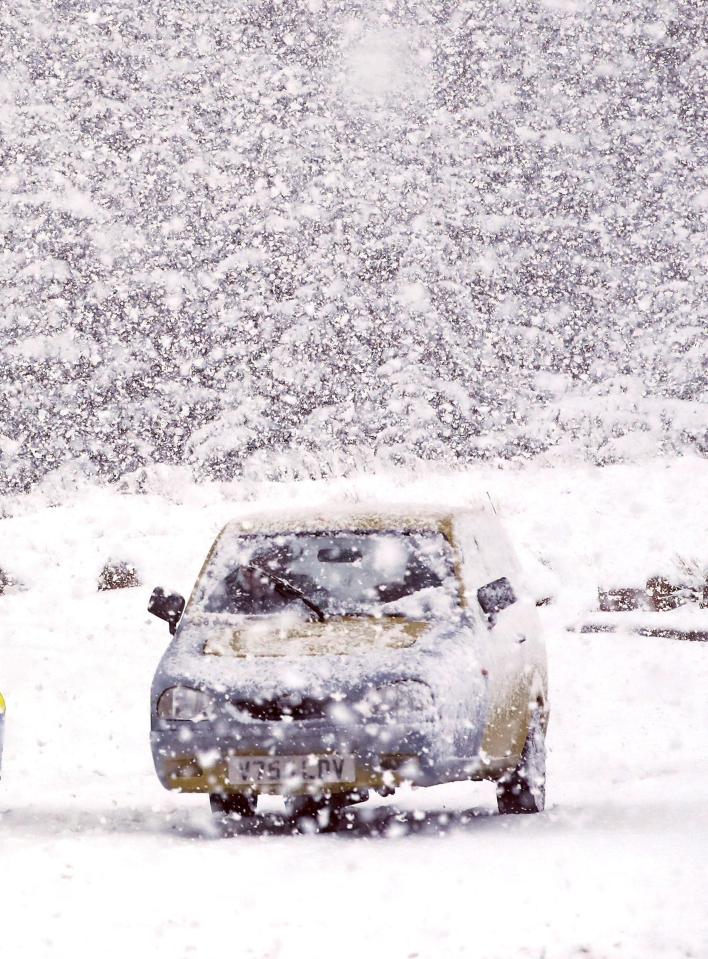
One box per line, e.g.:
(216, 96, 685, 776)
(454, 507, 543, 766)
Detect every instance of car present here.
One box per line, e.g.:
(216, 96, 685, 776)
(148, 503, 548, 826)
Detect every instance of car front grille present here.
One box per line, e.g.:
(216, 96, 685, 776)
(229, 695, 333, 722)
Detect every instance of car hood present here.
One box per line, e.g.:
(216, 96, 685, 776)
(152, 612, 480, 709)
(201, 616, 428, 658)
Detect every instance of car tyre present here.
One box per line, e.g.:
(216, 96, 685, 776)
(287, 790, 368, 832)
(496, 711, 546, 815)
(209, 791, 257, 818)
(286, 795, 344, 832)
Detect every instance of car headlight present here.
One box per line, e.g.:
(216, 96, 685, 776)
(355, 681, 435, 722)
(157, 686, 214, 722)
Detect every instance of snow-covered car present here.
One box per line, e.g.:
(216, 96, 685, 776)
(148, 504, 548, 824)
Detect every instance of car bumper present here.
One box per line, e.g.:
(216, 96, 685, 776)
(151, 720, 482, 795)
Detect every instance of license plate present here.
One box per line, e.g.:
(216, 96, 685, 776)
(227, 754, 356, 785)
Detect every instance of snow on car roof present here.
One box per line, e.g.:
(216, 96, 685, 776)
(220, 501, 493, 538)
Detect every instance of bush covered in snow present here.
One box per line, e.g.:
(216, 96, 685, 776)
(97, 559, 141, 591)
(0, 0, 705, 492)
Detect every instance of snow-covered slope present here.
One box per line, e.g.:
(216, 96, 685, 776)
(1, 0, 705, 491)
(0, 460, 707, 958)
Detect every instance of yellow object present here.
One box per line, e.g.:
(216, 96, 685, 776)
(0, 691, 5, 714)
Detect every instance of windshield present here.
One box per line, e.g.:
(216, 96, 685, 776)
(196, 529, 461, 622)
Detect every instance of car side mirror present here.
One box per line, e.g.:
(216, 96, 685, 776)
(148, 587, 185, 635)
(477, 576, 517, 626)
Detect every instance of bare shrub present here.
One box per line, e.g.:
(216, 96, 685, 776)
(98, 561, 140, 592)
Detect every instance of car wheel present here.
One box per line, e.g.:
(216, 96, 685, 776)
(496, 711, 546, 815)
(286, 790, 368, 832)
(209, 791, 257, 818)
(286, 795, 343, 832)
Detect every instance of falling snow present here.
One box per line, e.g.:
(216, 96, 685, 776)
(1, 0, 705, 493)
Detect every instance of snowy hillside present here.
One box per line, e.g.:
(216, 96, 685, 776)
(1, 0, 706, 493)
(0, 461, 707, 957)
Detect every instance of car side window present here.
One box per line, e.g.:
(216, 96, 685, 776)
(477, 576, 518, 622)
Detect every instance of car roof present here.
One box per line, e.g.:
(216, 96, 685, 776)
(220, 501, 494, 538)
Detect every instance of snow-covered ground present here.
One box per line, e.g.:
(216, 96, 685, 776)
(1, 459, 707, 958)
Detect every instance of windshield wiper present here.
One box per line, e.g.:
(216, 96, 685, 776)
(244, 564, 326, 622)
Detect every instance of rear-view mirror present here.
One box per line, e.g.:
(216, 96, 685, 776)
(477, 576, 517, 624)
(148, 587, 185, 635)
(317, 545, 363, 563)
